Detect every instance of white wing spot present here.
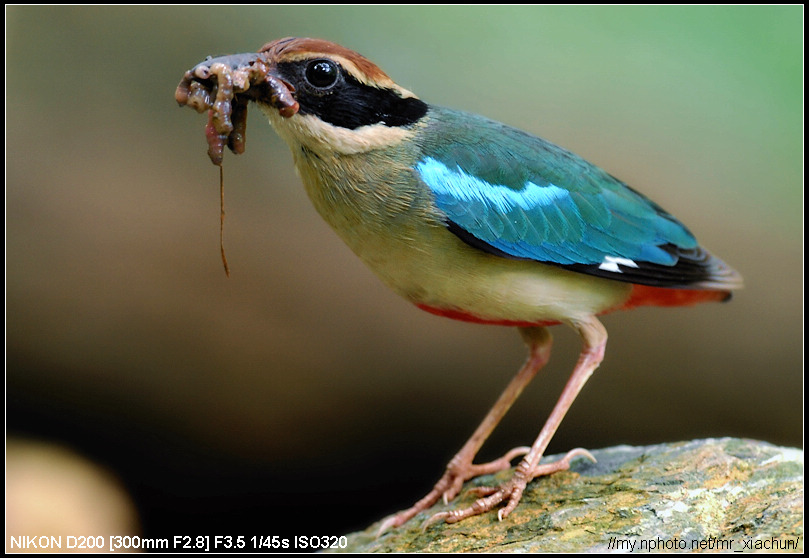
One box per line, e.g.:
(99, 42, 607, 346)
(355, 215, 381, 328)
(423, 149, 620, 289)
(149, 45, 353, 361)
(598, 256, 639, 273)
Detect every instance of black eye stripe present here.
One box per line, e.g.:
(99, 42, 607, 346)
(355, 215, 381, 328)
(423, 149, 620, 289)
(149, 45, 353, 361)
(275, 60, 427, 129)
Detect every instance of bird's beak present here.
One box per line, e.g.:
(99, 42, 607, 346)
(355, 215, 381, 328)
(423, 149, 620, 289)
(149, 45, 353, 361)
(175, 51, 299, 165)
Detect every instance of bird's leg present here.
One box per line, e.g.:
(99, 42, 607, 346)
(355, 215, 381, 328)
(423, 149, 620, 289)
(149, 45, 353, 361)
(425, 317, 607, 527)
(377, 327, 552, 534)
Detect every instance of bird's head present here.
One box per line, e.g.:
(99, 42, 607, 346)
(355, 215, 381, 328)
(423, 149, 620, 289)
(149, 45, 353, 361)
(175, 37, 428, 163)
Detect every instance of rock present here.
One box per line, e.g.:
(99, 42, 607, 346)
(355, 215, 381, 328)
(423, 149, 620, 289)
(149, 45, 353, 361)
(332, 438, 803, 553)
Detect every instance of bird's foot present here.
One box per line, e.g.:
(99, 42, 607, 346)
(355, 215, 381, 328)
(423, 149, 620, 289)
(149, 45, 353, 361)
(422, 447, 595, 529)
(376, 446, 531, 536)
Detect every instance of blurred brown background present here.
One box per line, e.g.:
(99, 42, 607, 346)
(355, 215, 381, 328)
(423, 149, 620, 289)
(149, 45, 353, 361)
(7, 6, 801, 543)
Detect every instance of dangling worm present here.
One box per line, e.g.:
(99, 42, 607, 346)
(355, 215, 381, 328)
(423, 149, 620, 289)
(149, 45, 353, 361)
(175, 51, 299, 275)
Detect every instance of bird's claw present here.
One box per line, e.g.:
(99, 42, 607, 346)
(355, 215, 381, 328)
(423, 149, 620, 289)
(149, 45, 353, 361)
(375, 445, 532, 536)
(417, 447, 597, 529)
(420, 511, 451, 531)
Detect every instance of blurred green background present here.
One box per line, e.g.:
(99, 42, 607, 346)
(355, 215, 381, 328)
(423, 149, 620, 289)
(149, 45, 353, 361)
(7, 5, 802, 540)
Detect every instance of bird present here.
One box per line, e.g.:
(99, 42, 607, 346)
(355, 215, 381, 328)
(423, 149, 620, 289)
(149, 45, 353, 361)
(175, 37, 743, 530)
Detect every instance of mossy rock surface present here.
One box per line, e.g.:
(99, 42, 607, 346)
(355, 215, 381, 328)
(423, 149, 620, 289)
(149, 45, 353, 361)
(331, 438, 803, 553)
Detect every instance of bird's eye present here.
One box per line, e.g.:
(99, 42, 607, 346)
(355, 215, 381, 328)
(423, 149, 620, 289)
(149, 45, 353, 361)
(305, 59, 339, 89)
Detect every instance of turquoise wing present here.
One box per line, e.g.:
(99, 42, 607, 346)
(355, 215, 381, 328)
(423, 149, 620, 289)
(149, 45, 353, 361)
(417, 107, 732, 288)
